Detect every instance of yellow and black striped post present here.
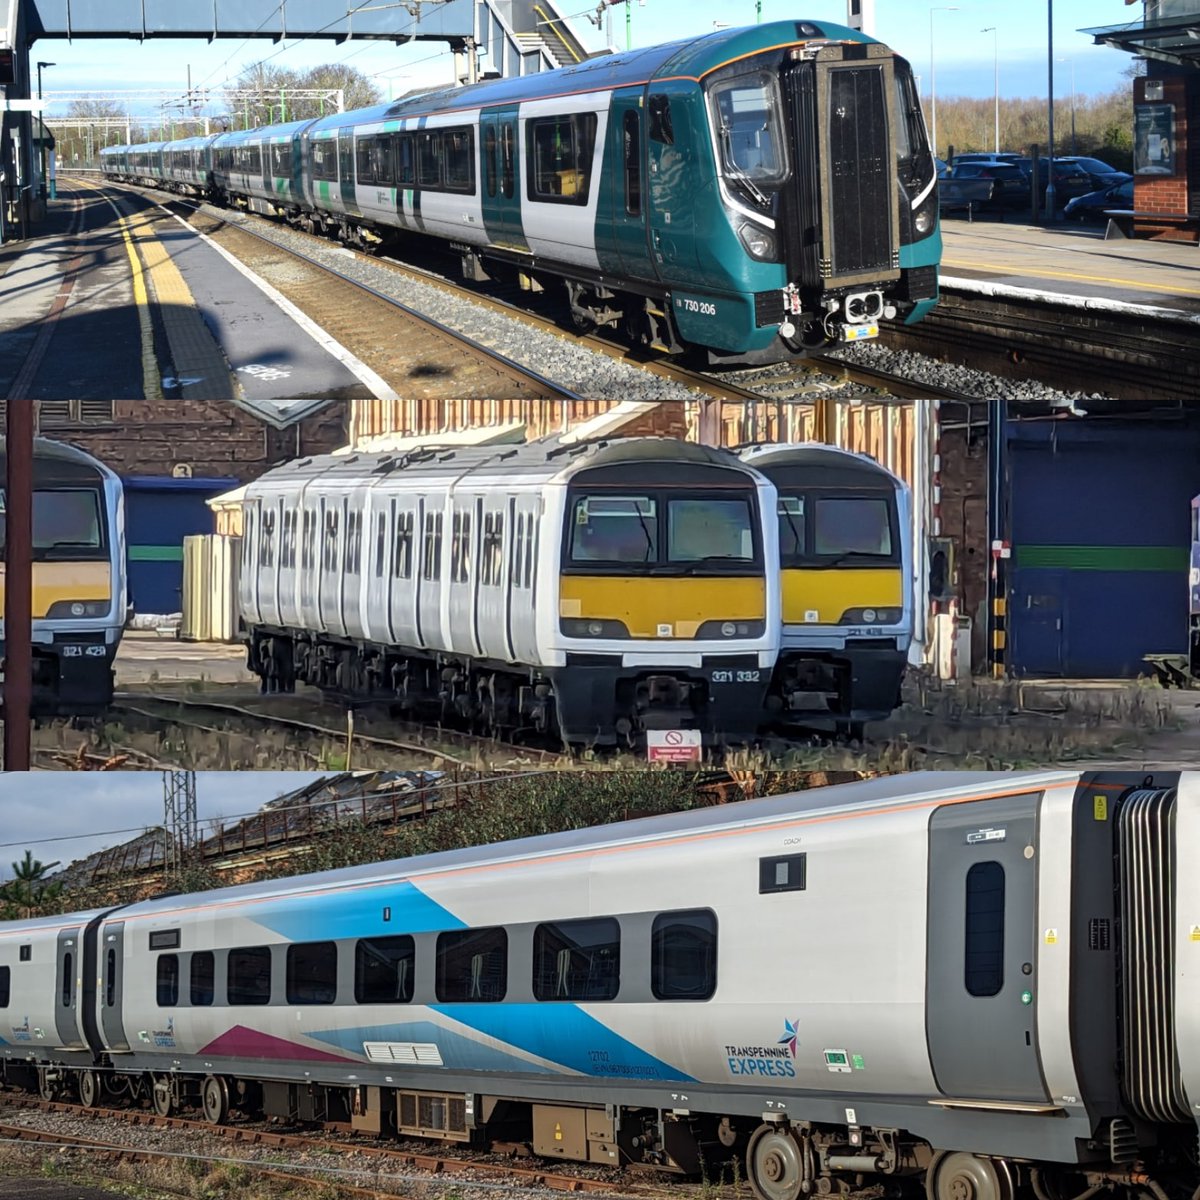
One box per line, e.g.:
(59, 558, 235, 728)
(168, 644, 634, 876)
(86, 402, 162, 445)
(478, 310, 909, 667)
(989, 540, 1010, 678)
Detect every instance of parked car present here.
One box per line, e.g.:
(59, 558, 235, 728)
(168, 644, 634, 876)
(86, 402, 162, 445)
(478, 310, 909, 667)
(1055, 155, 1131, 189)
(936, 157, 951, 178)
(947, 160, 1029, 208)
(1063, 177, 1135, 222)
(950, 152, 1003, 166)
(1033, 158, 1095, 202)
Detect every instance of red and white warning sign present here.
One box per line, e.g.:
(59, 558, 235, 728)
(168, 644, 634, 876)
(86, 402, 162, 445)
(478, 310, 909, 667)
(647, 729, 703, 763)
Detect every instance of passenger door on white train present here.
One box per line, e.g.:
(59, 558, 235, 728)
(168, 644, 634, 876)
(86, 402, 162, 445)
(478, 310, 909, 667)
(926, 793, 1049, 1103)
(54, 928, 83, 1049)
(100, 922, 130, 1051)
(475, 497, 515, 662)
(507, 498, 540, 665)
(447, 498, 483, 656)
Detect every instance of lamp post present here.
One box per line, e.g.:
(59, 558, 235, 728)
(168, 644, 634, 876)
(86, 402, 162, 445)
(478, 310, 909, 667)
(1058, 56, 1076, 153)
(35, 61, 54, 202)
(1045, 0, 1056, 219)
(929, 7, 959, 158)
(982, 27, 999, 154)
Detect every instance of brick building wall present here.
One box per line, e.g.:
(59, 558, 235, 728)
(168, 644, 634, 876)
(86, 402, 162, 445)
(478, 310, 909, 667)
(15, 401, 348, 481)
(1133, 72, 1198, 242)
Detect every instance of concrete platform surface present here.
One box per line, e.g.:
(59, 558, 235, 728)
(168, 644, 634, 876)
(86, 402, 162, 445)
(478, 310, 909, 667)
(115, 630, 255, 686)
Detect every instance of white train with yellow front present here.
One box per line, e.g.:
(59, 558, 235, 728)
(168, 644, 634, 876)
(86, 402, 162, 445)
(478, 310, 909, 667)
(0, 438, 127, 714)
(238, 438, 781, 745)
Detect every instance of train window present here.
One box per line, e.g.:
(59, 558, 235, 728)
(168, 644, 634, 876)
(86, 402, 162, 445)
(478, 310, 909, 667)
(282, 509, 297, 569)
(451, 511, 473, 583)
(484, 125, 498, 198)
(708, 72, 788, 187)
(760, 854, 806, 894)
(422, 511, 444, 582)
(443, 128, 475, 194)
(250, 146, 262, 173)
(32, 488, 103, 552)
(302, 510, 315, 571)
(149, 930, 181, 950)
(524, 519, 535, 589)
(346, 511, 362, 577)
(480, 513, 504, 587)
(286, 942, 338, 1005)
(19, 945, 30, 962)
(651, 910, 717, 1001)
(777, 497, 805, 561)
(528, 114, 596, 205)
(323, 510, 340, 571)
(514, 513, 526, 588)
(156, 955, 179, 1007)
(0, 966, 9, 1007)
(648, 94, 674, 146)
(355, 935, 415, 1004)
(356, 136, 374, 183)
(668, 499, 754, 562)
(311, 138, 338, 182)
(394, 511, 415, 579)
(417, 130, 441, 188)
(269, 141, 290, 178)
(533, 918, 620, 1002)
(500, 123, 515, 199)
(813, 497, 894, 559)
(261, 509, 276, 568)
(228, 946, 272, 1005)
(106, 948, 117, 1006)
(396, 134, 415, 186)
(374, 512, 387, 577)
(623, 110, 642, 216)
(436, 928, 507, 1002)
(569, 496, 658, 564)
(965, 862, 1005, 997)
(190, 952, 215, 1006)
(61, 952, 72, 1006)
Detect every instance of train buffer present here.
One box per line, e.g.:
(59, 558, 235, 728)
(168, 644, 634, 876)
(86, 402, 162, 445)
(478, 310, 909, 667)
(1141, 653, 1196, 688)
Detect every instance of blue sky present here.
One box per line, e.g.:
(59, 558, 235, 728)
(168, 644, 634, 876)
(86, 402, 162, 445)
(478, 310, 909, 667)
(0, 773, 322, 877)
(34, 0, 1137, 119)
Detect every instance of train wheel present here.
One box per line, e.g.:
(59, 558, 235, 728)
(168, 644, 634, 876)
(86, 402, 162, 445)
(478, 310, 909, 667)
(78, 1070, 100, 1109)
(151, 1074, 173, 1117)
(746, 1125, 806, 1200)
(202, 1075, 230, 1125)
(927, 1152, 1013, 1200)
(37, 1068, 55, 1101)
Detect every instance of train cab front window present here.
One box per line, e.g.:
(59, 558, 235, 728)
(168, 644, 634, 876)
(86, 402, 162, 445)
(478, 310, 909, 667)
(0, 489, 105, 560)
(567, 494, 758, 573)
(778, 493, 897, 567)
(708, 71, 789, 201)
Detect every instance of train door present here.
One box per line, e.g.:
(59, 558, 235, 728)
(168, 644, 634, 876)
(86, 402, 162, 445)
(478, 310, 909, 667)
(55, 928, 82, 1048)
(926, 794, 1049, 1102)
(645, 86, 698, 280)
(412, 496, 426, 646)
(507, 496, 541, 665)
(418, 498, 445, 651)
(479, 106, 528, 251)
(100, 922, 129, 1052)
(474, 496, 511, 662)
(604, 90, 658, 282)
(316, 496, 329, 630)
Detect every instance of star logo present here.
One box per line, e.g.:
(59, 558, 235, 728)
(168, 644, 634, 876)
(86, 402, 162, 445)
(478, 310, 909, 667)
(779, 1018, 799, 1057)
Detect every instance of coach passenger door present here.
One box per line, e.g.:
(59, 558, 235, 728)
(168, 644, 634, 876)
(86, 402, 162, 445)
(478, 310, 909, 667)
(603, 90, 657, 283)
(100, 922, 130, 1051)
(926, 794, 1049, 1103)
(55, 928, 83, 1049)
(479, 107, 528, 251)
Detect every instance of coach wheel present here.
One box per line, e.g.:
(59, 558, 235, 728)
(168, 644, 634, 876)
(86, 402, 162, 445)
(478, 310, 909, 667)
(78, 1070, 100, 1109)
(151, 1074, 173, 1117)
(746, 1125, 806, 1200)
(202, 1075, 230, 1126)
(928, 1152, 1013, 1200)
(37, 1068, 55, 1101)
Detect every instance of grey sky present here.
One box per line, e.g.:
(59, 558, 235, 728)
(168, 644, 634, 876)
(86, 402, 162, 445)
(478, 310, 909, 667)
(0, 772, 324, 879)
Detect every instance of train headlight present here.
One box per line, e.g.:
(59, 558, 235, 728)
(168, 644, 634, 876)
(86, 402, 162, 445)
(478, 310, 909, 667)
(696, 619, 766, 639)
(738, 222, 777, 261)
(559, 618, 631, 639)
(914, 208, 934, 234)
(721, 621, 736, 637)
(840, 607, 902, 625)
(46, 600, 110, 619)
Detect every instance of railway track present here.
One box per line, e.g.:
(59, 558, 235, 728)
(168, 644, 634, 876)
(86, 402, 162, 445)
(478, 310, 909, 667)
(104, 178, 976, 405)
(0, 1095, 664, 1200)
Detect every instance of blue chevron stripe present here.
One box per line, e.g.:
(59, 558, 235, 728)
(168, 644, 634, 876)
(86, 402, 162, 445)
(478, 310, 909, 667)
(251, 880, 464, 942)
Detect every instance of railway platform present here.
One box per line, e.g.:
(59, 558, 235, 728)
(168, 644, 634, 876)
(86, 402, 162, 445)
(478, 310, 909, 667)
(0, 179, 384, 401)
(114, 631, 255, 687)
(941, 219, 1200, 315)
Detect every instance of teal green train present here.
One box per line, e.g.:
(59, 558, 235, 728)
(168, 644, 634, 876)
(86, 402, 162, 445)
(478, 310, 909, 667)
(100, 20, 941, 365)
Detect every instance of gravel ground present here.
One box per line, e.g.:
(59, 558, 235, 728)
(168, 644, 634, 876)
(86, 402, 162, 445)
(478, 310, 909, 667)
(0, 1102, 653, 1200)
(176, 194, 1117, 407)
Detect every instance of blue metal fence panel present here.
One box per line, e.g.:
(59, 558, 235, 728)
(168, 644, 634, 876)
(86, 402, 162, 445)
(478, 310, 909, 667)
(1007, 420, 1200, 678)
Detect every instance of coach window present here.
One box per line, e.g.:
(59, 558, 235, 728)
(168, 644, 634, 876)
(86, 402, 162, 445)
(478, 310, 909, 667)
(651, 909, 717, 1000)
(451, 511, 473, 583)
(61, 952, 72, 1006)
(393, 511, 414, 579)
(396, 134, 415, 186)
(649, 94, 674, 145)
(422, 511, 444, 582)
(106, 948, 118, 1006)
(302, 510, 315, 571)
(417, 131, 441, 188)
(356, 136, 374, 183)
(529, 114, 596, 205)
(191, 951, 215, 1006)
(965, 862, 1005, 997)
(443, 129, 475, 193)
(286, 942, 338, 1005)
(270, 142, 290, 177)
(484, 125, 498, 198)
(355, 935, 416, 1003)
(374, 513, 388, 577)
(523, 517, 536, 589)
(0, 966, 9, 1007)
(534, 918, 620, 1001)
(157, 955, 179, 1007)
(346, 511, 362, 577)
(323, 510, 340, 571)
(312, 139, 337, 182)
(228, 946, 272, 1005)
(436, 928, 507, 1002)
(481, 513, 504, 586)
(261, 509, 276, 568)
(500, 123, 516, 199)
(623, 109, 642, 215)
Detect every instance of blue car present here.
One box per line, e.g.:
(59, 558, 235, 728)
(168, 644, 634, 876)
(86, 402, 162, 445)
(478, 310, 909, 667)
(1064, 178, 1134, 223)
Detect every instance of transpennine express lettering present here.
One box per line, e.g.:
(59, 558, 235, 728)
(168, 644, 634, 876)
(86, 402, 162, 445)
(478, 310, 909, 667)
(726, 1045, 796, 1077)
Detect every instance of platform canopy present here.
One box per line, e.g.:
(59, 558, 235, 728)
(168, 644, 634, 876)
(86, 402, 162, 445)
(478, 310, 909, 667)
(1084, 2, 1200, 69)
(12, 0, 474, 43)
